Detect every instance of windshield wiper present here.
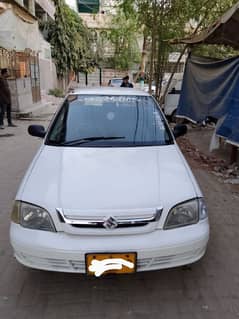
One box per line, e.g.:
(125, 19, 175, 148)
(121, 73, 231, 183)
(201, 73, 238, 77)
(60, 136, 125, 146)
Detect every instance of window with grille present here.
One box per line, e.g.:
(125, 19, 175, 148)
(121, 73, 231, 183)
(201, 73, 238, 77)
(77, 0, 100, 13)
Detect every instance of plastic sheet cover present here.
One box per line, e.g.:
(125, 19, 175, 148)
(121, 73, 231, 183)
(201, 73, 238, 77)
(177, 55, 239, 146)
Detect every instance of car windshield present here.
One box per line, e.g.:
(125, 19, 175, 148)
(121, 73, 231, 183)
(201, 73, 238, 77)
(46, 95, 173, 147)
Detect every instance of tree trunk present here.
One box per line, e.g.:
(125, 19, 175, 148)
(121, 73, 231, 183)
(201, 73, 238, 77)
(148, 1, 157, 94)
(134, 34, 147, 83)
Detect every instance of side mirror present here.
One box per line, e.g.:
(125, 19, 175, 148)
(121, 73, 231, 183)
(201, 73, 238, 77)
(28, 125, 46, 138)
(173, 124, 187, 138)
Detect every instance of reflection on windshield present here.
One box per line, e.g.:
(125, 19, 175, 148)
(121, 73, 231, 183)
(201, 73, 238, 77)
(46, 95, 173, 147)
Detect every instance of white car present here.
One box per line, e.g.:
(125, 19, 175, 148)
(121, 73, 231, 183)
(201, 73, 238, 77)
(163, 75, 183, 122)
(108, 78, 123, 87)
(10, 87, 209, 276)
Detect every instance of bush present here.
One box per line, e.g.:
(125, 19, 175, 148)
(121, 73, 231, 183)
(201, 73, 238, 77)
(48, 88, 64, 97)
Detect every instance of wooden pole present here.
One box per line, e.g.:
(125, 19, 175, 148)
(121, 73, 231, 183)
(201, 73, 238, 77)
(160, 45, 188, 105)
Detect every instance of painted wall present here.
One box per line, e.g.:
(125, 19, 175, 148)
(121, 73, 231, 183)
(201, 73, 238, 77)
(9, 78, 34, 113)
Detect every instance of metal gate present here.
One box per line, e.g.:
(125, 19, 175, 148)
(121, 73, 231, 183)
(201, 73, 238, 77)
(30, 53, 41, 103)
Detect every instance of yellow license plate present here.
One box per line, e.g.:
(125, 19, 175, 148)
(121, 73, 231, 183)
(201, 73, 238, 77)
(86, 252, 137, 276)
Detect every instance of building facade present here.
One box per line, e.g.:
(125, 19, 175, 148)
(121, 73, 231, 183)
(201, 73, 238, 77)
(65, 0, 128, 86)
(15, 0, 55, 20)
(0, 0, 57, 113)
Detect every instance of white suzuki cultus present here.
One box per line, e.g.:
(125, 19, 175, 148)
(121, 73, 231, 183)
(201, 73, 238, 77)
(10, 88, 209, 277)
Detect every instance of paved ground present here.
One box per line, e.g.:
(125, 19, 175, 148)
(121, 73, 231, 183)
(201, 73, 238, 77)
(0, 110, 239, 319)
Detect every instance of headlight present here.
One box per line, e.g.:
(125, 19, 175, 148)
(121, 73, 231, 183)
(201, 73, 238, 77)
(11, 201, 56, 232)
(198, 198, 207, 220)
(164, 198, 207, 230)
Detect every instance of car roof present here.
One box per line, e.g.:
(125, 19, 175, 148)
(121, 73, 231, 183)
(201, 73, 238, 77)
(71, 87, 150, 96)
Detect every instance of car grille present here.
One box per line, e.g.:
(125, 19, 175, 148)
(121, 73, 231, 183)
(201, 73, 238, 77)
(15, 247, 205, 273)
(15, 252, 86, 272)
(56, 208, 162, 230)
(137, 248, 204, 269)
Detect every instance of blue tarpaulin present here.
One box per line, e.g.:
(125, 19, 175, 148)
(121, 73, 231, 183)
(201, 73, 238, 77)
(177, 55, 239, 146)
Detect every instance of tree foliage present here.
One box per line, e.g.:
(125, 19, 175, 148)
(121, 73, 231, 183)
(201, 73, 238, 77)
(114, 0, 239, 95)
(104, 5, 141, 70)
(124, 0, 238, 40)
(40, 0, 95, 76)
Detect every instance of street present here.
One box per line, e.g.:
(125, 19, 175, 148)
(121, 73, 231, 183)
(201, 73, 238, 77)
(0, 114, 239, 319)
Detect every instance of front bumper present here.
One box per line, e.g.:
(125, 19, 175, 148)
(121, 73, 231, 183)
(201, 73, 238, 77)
(10, 220, 209, 274)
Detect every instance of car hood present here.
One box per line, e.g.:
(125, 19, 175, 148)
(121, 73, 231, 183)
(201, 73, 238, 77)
(19, 145, 200, 216)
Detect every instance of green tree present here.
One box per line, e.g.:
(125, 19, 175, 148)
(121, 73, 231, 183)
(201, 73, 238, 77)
(106, 5, 141, 70)
(117, 0, 239, 96)
(40, 0, 95, 76)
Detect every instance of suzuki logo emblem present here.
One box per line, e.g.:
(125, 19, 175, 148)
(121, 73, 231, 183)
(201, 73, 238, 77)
(103, 216, 118, 230)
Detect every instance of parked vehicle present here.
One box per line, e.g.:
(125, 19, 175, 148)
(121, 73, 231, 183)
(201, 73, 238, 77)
(10, 87, 209, 276)
(108, 78, 123, 87)
(164, 75, 183, 122)
(144, 81, 156, 94)
(143, 75, 183, 122)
